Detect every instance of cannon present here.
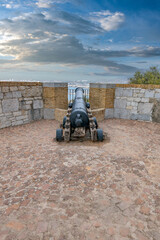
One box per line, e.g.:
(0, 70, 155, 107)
(56, 87, 104, 142)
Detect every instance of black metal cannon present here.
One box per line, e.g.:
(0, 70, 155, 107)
(56, 87, 104, 142)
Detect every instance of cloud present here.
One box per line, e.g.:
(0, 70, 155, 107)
(0, 11, 102, 37)
(35, 0, 71, 8)
(129, 46, 160, 57)
(1, 0, 21, 9)
(0, 31, 138, 74)
(36, 0, 52, 8)
(91, 10, 125, 31)
(0, 10, 159, 76)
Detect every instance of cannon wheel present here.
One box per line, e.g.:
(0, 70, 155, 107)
(56, 129, 63, 142)
(97, 129, 103, 141)
(93, 117, 98, 129)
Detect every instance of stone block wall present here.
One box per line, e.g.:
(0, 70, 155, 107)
(90, 83, 115, 121)
(0, 82, 43, 129)
(1, 81, 160, 129)
(114, 85, 160, 122)
(43, 83, 68, 120)
(90, 83, 160, 122)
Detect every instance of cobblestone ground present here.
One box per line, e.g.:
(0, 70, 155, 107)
(0, 119, 160, 240)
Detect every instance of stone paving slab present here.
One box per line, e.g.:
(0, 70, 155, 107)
(0, 119, 160, 240)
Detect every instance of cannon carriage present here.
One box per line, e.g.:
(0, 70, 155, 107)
(56, 87, 104, 142)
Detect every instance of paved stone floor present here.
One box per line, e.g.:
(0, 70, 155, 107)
(0, 119, 160, 240)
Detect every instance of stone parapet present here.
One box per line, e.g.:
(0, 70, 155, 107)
(91, 108, 105, 122)
(0, 81, 42, 87)
(43, 82, 68, 120)
(0, 83, 43, 129)
(89, 83, 115, 110)
(116, 84, 160, 89)
(54, 108, 67, 122)
(113, 87, 160, 122)
(90, 83, 160, 122)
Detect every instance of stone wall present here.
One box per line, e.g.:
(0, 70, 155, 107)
(90, 83, 115, 121)
(0, 82, 68, 129)
(43, 82, 68, 120)
(89, 84, 115, 110)
(90, 83, 160, 123)
(113, 86, 160, 122)
(1, 81, 160, 129)
(0, 82, 43, 129)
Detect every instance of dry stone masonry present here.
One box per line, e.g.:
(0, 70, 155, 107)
(114, 87, 160, 122)
(90, 83, 160, 123)
(0, 82, 68, 129)
(1, 81, 160, 129)
(0, 83, 43, 129)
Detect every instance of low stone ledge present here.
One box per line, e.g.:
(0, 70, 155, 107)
(54, 108, 67, 122)
(44, 109, 55, 120)
(105, 108, 114, 119)
(91, 108, 105, 121)
(116, 84, 160, 89)
(0, 81, 42, 87)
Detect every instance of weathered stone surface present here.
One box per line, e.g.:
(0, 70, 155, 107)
(44, 108, 54, 120)
(10, 86, 18, 91)
(2, 87, 9, 93)
(12, 120, 24, 126)
(141, 98, 149, 103)
(29, 109, 43, 121)
(18, 86, 25, 90)
(131, 114, 151, 121)
(33, 100, 43, 109)
(25, 101, 32, 105)
(0, 92, 3, 99)
(105, 108, 114, 119)
(123, 89, 133, 97)
(0, 104, 2, 114)
(155, 92, 160, 98)
(144, 90, 155, 98)
(152, 100, 160, 123)
(115, 88, 123, 97)
(54, 108, 67, 122)
(138, 103, 154, 114)
(2, 99, 19, 113)
(91, 108, 105, 121)
(13, 111, 22, 116)
(134, 97, 141, 102)
(114, 99, 127, 109)
(22, 86, 42, 97)
(12, 91, 22, 98)
(0, 120, 11, 128)
(16, 115, 28, 121)
(114, 109, 130, 119)
(4, 92, 13, 99)
(114, 108, 121, 118)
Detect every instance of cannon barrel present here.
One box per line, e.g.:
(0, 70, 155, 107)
(70, 87, 89, 128)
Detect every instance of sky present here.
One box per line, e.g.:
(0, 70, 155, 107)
(0, 0, 160, 83)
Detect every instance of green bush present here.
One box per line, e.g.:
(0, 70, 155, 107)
(129, 66, 160, 85)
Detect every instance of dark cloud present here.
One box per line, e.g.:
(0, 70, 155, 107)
(0, 34, 137, 73)
(0, 10, 160, 76)
(0, 11, 102, 36)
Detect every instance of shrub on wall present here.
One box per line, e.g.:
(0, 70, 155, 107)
(129, 66, 160, 84)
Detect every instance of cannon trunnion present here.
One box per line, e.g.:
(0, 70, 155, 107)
(56, 87, 104, 142)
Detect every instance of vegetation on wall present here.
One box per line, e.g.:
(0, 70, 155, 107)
(129, 66, 160, 84)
